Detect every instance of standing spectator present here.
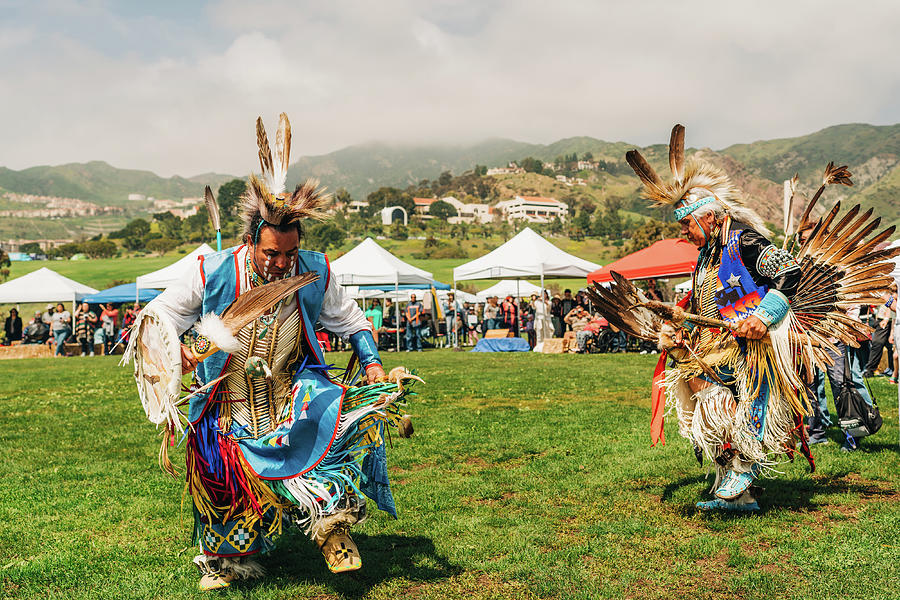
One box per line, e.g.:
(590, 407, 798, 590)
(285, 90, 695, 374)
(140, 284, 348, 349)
(442, 292, 464, 347)
(50, 302, 71, 357)
(533, 291, 554, 345)
(551, 296, 563, 337)
(482, 296, 499, 333)
(364, 299, 383, 344)
(3, 308, 22, 344)
(465, 303, 479, 344)
(863, 289, 895, 378)
(404, 294, 424, 352)
(73, 302, 99, 356)
(121, 303, 140, 343)
(42, 304, 54, 326)
(500, 295, 519, 335)
(523, 300, 536, 348)
(100, 302, 119, 355)
(645, 279, 666, 302)
(559, 290, 576, 331)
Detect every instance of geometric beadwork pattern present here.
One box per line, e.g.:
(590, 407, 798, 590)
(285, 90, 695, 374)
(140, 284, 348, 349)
(756, 245, 799, 279)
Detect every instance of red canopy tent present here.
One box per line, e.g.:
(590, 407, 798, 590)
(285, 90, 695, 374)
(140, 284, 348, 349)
(587, 238, 698, 284)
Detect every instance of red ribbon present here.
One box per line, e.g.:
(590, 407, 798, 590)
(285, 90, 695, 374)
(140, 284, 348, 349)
(650, 292, 692, 446)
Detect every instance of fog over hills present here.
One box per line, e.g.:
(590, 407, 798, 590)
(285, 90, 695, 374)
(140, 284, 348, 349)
(0, 123, 897, 229)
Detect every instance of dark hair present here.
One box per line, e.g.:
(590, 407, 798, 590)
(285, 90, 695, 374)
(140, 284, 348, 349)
(245, 217, 303, 245)
(564, 289, 571, 294)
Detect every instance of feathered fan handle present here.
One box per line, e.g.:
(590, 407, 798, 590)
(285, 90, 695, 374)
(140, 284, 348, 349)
(204, 186, 221, 232)
(221, 271, 319, 329)
(275, 112, 291, 183)
(626, 149, 662, 187)
(190, 272, 321, 362)
(668, 124, 685, 184)
(256, 116, 274, 180)
(796, 162, 853, 232)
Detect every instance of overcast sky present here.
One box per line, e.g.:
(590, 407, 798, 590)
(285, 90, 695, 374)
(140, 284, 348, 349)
(2, 0, 899, 177)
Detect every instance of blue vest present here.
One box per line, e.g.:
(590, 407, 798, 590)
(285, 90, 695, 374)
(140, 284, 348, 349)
(189, 245, 331, 424)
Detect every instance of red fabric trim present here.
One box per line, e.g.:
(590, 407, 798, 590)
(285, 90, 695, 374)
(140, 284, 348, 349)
(232, 249, 240, 298)
(649, 292, 692, 446)
(198, 254, 206, 286)
(204, 548, 261, 558)
(324, 252, 332, 291)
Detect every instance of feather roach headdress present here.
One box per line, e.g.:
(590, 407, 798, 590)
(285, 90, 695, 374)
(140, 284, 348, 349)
(626, 124, 767, 233)
(240, 113, 330, 243)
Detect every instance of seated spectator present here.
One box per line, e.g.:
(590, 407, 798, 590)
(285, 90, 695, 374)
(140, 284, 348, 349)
(23, 311, 50, 344)
(576, 313, 607, 353)
(563, 305, 591, 352)
(3, 308, 22, 345)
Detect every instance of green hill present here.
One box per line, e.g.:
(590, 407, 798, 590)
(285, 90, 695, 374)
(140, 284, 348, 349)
(0, 161, 237, 206)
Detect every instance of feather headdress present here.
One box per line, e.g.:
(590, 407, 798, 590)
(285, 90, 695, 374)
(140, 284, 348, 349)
(240, 112, 330, 242)
(626, 124, 766, 232)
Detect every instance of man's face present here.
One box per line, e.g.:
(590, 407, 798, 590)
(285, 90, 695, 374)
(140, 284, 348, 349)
(679, 212, 715, 247)
(448, 294, 454, 302)
(410, 294, 416, 302)
(251, 226, 299, 281)
(564, 291, 571, 299)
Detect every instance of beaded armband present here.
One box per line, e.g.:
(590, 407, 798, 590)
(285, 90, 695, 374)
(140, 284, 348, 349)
(754, 289, 790, 328)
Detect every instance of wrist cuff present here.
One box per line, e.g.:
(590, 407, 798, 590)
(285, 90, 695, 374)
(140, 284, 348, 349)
(349, 330, 382, 368)
(755, 289, 789, 328)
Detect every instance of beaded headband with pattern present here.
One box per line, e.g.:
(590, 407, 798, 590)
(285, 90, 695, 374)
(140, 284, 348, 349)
(239, 113, 330, 243)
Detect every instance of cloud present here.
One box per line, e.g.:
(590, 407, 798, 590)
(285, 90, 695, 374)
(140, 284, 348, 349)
(0, 0, 898, 178)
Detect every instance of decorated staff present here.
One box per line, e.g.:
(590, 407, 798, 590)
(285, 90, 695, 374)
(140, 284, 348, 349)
(588, 124, 899, 512)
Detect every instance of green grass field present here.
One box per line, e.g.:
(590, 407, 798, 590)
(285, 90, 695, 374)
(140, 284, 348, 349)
(1, 351, 898, 599)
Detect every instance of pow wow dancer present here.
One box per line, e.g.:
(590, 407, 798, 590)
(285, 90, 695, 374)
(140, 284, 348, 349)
(588, 124, 898, 511)
(123, 113, 420, 590)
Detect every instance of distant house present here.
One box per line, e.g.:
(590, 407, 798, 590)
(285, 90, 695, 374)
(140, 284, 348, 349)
(346, 201, 369, 214)
(494, 195, 568, 223)
(576, 160, 598, 171)
(486, 162, 525, 176)
(413, 197, 438, 216)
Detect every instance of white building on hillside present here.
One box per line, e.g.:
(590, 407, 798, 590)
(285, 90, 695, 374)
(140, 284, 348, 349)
(494, 195, 568, 224)
(440, 196, 494, 224)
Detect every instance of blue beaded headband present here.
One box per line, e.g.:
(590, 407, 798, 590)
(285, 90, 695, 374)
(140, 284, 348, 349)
(674, 195, 715, 221)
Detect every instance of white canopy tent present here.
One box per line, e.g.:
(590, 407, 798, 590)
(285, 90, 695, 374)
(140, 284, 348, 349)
(453, 227, 600, 285)
(330, 237, 434, 349)
(135, 243, 215, 296)
(475, 279, 542, 300)
(674, 279, 692, 293)
(0, 267, 98, 307)
(451, 227, 600, 345)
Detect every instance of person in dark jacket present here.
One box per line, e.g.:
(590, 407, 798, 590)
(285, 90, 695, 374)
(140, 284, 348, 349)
(3, 308, 22, 344)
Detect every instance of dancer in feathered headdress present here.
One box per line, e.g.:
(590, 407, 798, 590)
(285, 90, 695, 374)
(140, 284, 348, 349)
(587, 124, 898, 511)
(124, 113, 422, 590)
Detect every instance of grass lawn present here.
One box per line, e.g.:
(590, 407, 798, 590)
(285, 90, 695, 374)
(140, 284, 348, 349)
(1, 351, 898, 599)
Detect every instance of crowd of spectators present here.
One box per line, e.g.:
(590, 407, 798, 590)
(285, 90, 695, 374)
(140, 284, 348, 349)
(1, 302, 141, 356)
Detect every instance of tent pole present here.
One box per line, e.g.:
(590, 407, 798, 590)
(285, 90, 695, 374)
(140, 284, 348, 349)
(395, 272, 400, 352)
(452, 276, 457, 348)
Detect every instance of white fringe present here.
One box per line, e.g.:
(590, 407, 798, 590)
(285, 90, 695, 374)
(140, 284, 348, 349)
(192, 554, 265, 579)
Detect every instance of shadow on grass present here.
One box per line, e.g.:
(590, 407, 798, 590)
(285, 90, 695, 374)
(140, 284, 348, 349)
(640, 469, 898, 520)
(245, 532, 461, 598)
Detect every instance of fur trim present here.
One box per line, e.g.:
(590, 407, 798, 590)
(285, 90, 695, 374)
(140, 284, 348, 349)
(193, 555, 265, 579)
(195, 312, 240, 354)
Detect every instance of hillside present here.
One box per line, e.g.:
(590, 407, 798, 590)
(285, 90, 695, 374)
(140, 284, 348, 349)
(0, 161, 237, 206)
(1, 123, 897, 236)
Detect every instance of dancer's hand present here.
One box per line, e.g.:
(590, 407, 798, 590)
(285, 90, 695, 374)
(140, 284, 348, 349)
(733, 315, 767, 340)
(180, 343, 199, 374)
(365, 363, 387, 383)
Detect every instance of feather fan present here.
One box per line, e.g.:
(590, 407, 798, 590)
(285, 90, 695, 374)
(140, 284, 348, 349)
(204, 185, 221, 232)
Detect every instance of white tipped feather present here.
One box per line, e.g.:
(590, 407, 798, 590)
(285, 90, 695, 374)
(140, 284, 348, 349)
(195, 312, 240, 354)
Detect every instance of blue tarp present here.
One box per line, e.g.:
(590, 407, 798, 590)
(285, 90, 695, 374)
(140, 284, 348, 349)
(82, 283, 161, 304)
(470, 337, 531, 352)
(358, 281, 451, 291)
